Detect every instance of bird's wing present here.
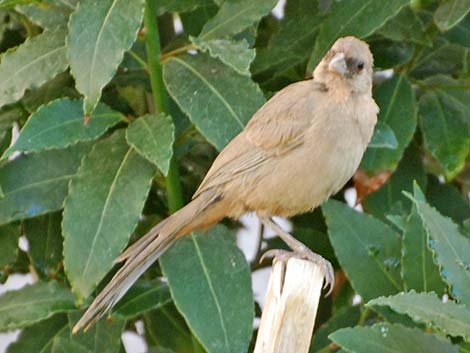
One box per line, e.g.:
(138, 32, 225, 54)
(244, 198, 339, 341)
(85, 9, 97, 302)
(192, 80, 326, 199)
(244, 80, 324, 149)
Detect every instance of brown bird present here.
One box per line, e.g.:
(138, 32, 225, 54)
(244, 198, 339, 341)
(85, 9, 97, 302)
(73, 36, 379, 333)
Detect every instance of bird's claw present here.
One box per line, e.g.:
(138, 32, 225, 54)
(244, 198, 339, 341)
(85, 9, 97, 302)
(261, 248, 335, 297)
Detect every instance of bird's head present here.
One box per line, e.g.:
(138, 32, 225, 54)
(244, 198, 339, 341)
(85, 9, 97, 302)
(314, 36, 373, 94)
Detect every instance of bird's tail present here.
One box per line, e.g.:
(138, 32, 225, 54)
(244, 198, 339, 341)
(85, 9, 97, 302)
(72, 190, 223, 333)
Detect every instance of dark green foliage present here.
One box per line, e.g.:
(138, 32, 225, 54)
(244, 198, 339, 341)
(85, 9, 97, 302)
(0, 1, 469, 352)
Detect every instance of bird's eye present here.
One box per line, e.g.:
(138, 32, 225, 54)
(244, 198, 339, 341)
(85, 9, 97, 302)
(357, 61, 364, 71)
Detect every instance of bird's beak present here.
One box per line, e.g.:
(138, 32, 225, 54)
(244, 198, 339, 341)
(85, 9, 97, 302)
(328, 52, 347, 76)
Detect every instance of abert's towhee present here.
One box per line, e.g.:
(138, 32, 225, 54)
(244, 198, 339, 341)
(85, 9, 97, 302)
(73, 36, 379, 333)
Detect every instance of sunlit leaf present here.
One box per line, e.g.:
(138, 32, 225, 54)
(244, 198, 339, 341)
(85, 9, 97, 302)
(0, 282, 75, 331)
(401, 205, 445, 294)
(63, 130, 156, 300)
(307, 0, 408, 71)
(330, 323, 459, 353)
(15, 0, 74, 30)
(368, 291, 470, 341)
(126, 113, 174, 176)
(199, 0, 277, 40)
(0, 28, 67, 109)
(0, 143, 92, 225)
(68, 0, 145, 114)
(190, 36, 255, 76)
(163, 53, 265, 150)
(160, 225, 253, 353)
(157, 0, 211, 15)
(2, 99, 124, 158)
(434, 0, 470, 31)
(411, 184, 470, 305)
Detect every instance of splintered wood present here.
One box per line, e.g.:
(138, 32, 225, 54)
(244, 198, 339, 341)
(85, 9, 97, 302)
(254, 258, 324, 353)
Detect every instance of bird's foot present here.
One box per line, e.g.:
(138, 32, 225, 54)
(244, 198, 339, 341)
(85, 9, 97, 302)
(258, 215, 335, 295)
(261, 248, 334, 296)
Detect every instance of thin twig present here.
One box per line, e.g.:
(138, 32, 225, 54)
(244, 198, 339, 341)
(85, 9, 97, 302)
(144, 0, 184, 212)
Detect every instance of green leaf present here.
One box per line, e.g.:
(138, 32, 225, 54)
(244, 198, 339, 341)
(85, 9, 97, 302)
(370, 39, 413, 70)
(125, 113, 174, 176)
(419, 91, 470, 179)
(111, 280, 171, 320)
(163, 53, 265, 150)
(361, 75, 417, 173)
(0, 28, 67, 109)
(306, 0, 408, 72)
(148, 348, 177, 353)
(461, 342, 470, 353)
(15, 1, 73, 30)
(7, 314, 68, 353)
(323, 200, 403, 301)
(63, 130, 156, 300)
(21, 73, 80, 114)
(2, 99, 124, 158)
(310, 305, 361, 352)
(0, 143, 92, 225)
(370, 304, 422, 328)
(364, 143, 426, 219)
(0, 223, 19, 269)
(0, 282, 75, 331)
(410, 40, 466, 79)
(0, 0, 38, 8)
(330, 323, 459, 353)
(445, 13, 470, 47)
(368, 121, 398, 149)
(377, 6, 432, 46)
(252, 0, 321, 78)
(66, 311, 125, 353)
(52, 337, 92, 353)
(199, 0, 277, 40)
(144, 303, 198, 353)
(426, 177, 470, 223)
(24, 213, 63, 279)
(190, 36, 255, 76)
(423, 75, 470, 126)
(412, 187, 470, 306)
(160, 225, 254, 353)
(67, 0, 145, 114)
(180, 3, 218, 37)
(157, 0, 212, 16)
(401, 206, 445, 293)
(435, 0, 470, 31)
(368, 291, 470, 341)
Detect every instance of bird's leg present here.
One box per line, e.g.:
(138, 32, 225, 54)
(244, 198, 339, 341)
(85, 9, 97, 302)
(251, 218, 265, 265)
(259, 216, 334, 295)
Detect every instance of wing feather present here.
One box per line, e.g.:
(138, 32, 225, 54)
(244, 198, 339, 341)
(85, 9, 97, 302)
(192, 79, 326, 199)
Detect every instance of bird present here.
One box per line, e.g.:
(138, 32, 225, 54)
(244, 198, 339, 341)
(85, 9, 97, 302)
(73, 36, 379, 333)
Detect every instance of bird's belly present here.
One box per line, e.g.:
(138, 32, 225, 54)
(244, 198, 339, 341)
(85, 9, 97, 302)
(240, 131, 366, 217)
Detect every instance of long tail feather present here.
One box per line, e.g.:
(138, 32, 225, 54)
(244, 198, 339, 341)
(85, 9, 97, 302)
(114, 218, 169, 264)
(72, 191, 221, 333)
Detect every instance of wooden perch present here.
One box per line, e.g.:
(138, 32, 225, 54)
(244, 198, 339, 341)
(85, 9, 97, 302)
(254, 258, 324, 353)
